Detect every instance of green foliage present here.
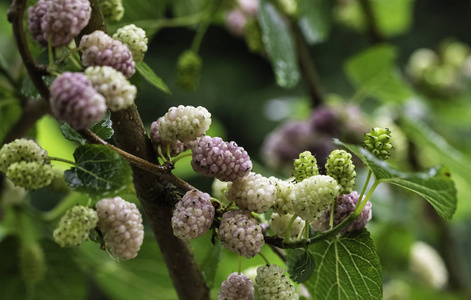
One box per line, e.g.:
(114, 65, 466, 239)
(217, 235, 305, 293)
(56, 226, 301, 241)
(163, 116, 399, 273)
(297, 0, 333, 45)
(345, 44, 412, 103)
(200, 241, 222, 289)
(286, 248, 315, 283)
(64, 145, 133, 198)
(258, 0, 300, 88)
(0, 236, 88, 300)
(60, 111, 115, 145)
(335, 139, 457, 220)
(306, 230, 382, 300)
(136, 62, 171, 94)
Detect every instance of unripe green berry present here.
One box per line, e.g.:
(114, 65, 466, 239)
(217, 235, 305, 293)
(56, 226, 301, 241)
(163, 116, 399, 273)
(6, 161, 54, 190)
(293, 151, 319, 183)
(53, 206, 99, 247)
(176, 50, 202, 91)
(99, 0, 124, 22)
(363, 127, 393, 160)
(19, 243, 47, 285)
(0, 139, 47, 173)
(325, 149, 356, 194)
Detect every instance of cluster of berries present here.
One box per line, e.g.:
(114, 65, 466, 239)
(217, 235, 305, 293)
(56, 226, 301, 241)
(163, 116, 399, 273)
(0, 139, 54, 190)
(53, 197, 144, 260)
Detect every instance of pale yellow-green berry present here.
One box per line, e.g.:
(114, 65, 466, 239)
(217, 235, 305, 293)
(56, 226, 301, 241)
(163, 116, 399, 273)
(113, 24, 148, 63)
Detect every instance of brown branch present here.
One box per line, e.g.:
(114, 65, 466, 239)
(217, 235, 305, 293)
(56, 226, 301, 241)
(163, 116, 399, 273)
(7, 0, 50, 100)
(291, 23, 324, 108)
(358, 0, 384, 45)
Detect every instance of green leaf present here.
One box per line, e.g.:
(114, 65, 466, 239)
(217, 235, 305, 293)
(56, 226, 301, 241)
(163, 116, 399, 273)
(286, 248, 315, 283)
(345, 44, 412, 103)
(297, 0, 333, 45)
(136, 62, 171, 94)
(0, 236, 87, 300)
(334, 139, 457, 220)
(64, 144, 132, 198)
(306, 230, 382, 300)
(258, 0, 300, 88)
(60, 111, 114, 145)
(200, 242, 222, 289)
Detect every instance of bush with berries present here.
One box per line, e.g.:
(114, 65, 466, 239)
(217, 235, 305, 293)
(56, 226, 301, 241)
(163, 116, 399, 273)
(0, 0, 469, 299)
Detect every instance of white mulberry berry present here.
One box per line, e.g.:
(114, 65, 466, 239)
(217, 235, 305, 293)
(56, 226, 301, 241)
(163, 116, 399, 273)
(0, 139, 47, 173)
(293, 175, 341, 222)
(53, 205, 99, 247)
(85, 66, 137, 111)
(171, 190, 215, 240)
(41, 0, 91, 47)
(218, 272, 255, 300)
(96, 197, 144, 260)
(159, 105, 211, 143)
(80, 30, 135, 78)
(50, 72, 107, 130)
(255, 264, 299, 300)
(269, 177, 295, 215)
(113, 24, 148, 63)
(191, 136, 252, 182)
(27, 0, 51, 47)
(219, 210, 264, 258)
(225, 172, 276, 213)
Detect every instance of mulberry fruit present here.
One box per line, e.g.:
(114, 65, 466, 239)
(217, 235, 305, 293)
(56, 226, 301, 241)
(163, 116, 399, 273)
(53, 205, 99, 247)
(85, 66, 137, 111)
(255, 264, 299, 300)
(41, 0, 91, 47)
(0, 139, 47, 173)
(218, 272, 255, 300)
(99, 0, 124, 22)
(171, 190, 215, 240)
(27, 0, 52, 47)
(6, 161, 54, 190)
(225, 172, 276, 213)
(113, 24, 148, 63)
(149, 118, 187, 158)
(293, 175, 341, 222)
(293, 151, 319, 183)
(96, 197, 144, 260)
(325, 149, 356, 194)
(219, 210, 264, 258)
(191, 136, 252, 182)
(50, 72, 107, 130)
(364, 127, 393, 160)
(80, 30, 135, 78)
(159, 105, 211, 143)
(176, 50, 202, 91)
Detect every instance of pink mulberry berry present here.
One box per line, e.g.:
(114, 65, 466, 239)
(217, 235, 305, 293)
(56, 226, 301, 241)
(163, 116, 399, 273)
(171, 190, 215, 240)
(218, 272, 254, 300)
(50, 72, 107, 130)
(27, 0, 52, 47)
(80, 30, 135, 78)
(191, 136, 252, 182)
(41, 0, 91, 47)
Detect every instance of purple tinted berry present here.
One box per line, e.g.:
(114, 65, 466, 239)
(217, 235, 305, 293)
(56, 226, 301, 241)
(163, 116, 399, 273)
(171, 190, 215, 240)
(191, 136, 252, 182)
(218, 272, 255, 300)
(219, 210, 264, 258)
(80, 30, 135, 78)
(150, 118, 187, 158)
(50, 72, 107, 130)
(41, 0, 91, 47)
(27, 0, 52, 47)
(311, 191, 372, 234)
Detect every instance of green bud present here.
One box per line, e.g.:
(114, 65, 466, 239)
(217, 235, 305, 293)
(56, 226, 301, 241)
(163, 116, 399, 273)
(325, 149, 356, 194)
(293, 151, 319, 183)
(53, 205, 99, 247)
(363, 127, 393, 160)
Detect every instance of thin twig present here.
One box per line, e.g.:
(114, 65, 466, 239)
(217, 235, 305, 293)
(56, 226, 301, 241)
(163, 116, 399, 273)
(358, 0, 384, 45)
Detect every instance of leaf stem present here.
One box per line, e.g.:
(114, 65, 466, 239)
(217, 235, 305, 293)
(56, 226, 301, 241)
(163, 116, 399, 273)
(285, 214, 298, 241)
(354, 181, 379, 217)
(329, 197, 336, 229)
(47, 156, 76, 166)
(356, 170, 372, 210)
(238, 256, 242, 275)
(171, 150, 192, 164)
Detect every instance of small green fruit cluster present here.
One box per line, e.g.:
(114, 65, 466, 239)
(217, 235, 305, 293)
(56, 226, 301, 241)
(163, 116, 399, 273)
(363, 127, 393, 160)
